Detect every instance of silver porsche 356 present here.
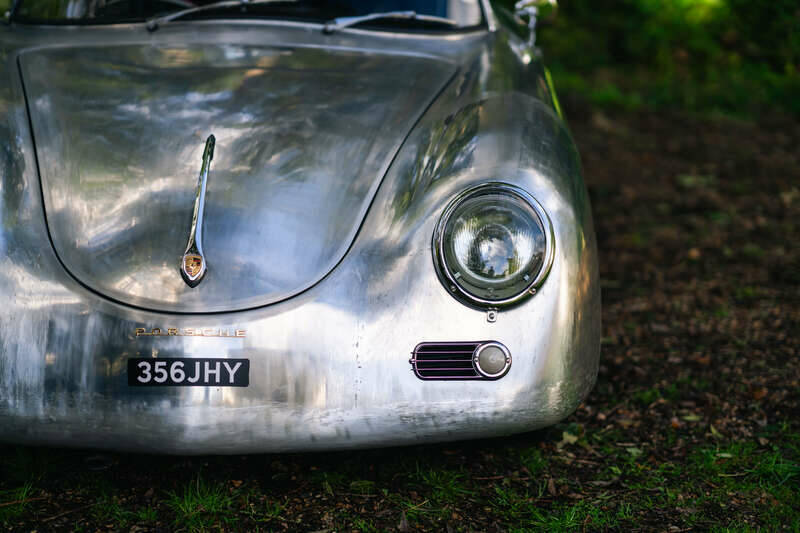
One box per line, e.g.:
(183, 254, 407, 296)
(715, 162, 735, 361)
(0, 0, 599, 453)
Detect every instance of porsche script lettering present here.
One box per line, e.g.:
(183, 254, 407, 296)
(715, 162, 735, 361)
(135, 327, 246, 338)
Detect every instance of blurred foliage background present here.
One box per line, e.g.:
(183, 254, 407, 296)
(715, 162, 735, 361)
(497, 0, 800, 117)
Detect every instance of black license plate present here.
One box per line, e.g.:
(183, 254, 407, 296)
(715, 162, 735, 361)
(128, 358, 249, 387)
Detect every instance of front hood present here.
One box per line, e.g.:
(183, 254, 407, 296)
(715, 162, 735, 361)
(19, 43, 455, 312)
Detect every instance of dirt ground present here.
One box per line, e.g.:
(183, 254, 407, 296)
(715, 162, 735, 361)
(1, 101, 798, 532)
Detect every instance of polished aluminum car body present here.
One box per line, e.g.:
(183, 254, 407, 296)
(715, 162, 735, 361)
(0, 2, 600, 453)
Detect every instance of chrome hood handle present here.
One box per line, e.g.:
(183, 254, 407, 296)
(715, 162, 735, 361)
(180, 135, 215, 288)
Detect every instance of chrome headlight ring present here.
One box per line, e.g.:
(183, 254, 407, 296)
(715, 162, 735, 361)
(432, 182, 555, 309)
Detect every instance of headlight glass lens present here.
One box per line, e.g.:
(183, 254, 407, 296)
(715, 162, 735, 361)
(435, 184, 552, 306)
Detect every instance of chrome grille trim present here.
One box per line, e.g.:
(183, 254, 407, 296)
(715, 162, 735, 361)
(410, 341, 483, 380)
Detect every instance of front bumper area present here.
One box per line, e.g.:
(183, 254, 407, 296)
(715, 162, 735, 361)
(1, 239, 598, 453)
(0, 198, 599, 453)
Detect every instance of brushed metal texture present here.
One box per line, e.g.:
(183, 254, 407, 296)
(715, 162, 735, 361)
(18, 42, 455, 312)
(0, 17, 599, 453)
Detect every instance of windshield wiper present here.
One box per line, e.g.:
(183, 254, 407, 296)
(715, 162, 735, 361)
(322, 10, 458, 34)
(146, 0, 296, 31)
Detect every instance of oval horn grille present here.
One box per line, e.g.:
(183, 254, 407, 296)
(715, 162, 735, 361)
(410, 341, 510, 380)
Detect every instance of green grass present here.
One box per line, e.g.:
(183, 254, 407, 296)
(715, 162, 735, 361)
(414, 465, 472, 507)
(626, 439, 798, 529)
(91, 493, 139, 527)
(519, 447, 548, 476)
(240, 490, 285, 525)
(336, 512, 379, 532)
(135, 506, 158, 524)
(576, 424, 799, 529)
(0, 427, 798, 531)
(0, 482, 35, 525)
(502, 500, 623, 531)
(379, 462, 475, 524)
(166, 474, 235, 531)
(691, 442, 800, 488)
(349, 479, 376, 496)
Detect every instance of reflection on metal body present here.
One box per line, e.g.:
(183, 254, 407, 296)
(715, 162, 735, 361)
(0, 11, 600, 453)
(17, 42, 456, 313)
(180, 135, 215, 288)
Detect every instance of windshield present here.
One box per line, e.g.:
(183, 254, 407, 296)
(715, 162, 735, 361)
(13, 0, 485, 27)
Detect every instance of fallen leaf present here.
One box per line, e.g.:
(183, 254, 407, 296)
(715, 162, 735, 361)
(626, 447, 643, 458)
(398, 512, 410, 533)
(561, 431, 579, 445)
(651, 323, 670, 333)
(694, 354, 711, 366)
(591, 112, 627, 135)
(752, 387, 768, 401)
(588, 477, 619, 487)
(677, 174, 716, 189)
(547, 478, 558, 497)
(780, 187, 798, 206)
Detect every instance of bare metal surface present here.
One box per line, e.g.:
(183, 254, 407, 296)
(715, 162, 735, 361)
(0, 17, 599, 453)
(18, 38, 455, 312)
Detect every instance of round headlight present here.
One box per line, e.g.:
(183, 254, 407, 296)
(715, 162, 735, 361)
(433, 183, 554, 308)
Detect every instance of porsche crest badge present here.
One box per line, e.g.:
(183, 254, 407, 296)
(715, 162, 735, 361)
(180, 135, 215, 288)
(182, 253, 205, 283)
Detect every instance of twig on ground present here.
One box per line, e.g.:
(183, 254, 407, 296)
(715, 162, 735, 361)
(42, 502, 98, 523)
(0, 496, 46, 508)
